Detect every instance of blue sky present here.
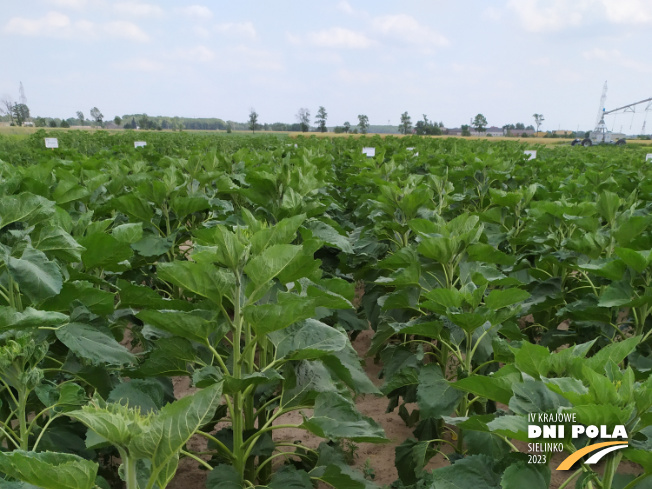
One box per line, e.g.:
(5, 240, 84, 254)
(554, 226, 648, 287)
(3, 0, 652, 132)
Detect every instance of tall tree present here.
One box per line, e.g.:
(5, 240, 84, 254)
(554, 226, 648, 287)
(399, 111, 412, 135)
(315, 106, 328, 133)
(533, 113, 544, 133)
(357, 114, 369, 134)
(472, 114, 488, 133)
(296, 108, 310, 132)
(461, 124, 471, 136)
(114, 116, 122, 127)
(12, 103, 29, 126)
(90, 107, 103, 127)
(76, 111, 85, 126)
(343, 121, 351, 133)
(248, 108, 259, 133)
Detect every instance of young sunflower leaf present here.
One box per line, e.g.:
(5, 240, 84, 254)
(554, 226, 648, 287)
(129, 382, 223, 488)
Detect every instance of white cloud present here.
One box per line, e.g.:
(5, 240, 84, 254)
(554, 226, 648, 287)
(194, 26, 211, 39)
(306, 27, 374, 49)
(113, 2, 164, 18)
(508, 0, 652, 31)
(170, 45, 215, 63)
(178, 5, 213, 20)
(4, 12, 149, 42)
(335, 68, 377, 84)
(371, 14, 449, 48)
(583, 48, 652, 74)
(104, 20, 149, 42)
(113, 58, 165, 72)
(215, 22, 256, 40)
(530, 56, 552, 67)
(582, 48, 620, 60)
(336, 1, 355, 15)
(483, 7, 502, 21)
(507, 0, 589, 32)
(4, 11, 72, 37)
(601, 0, 652, 24)
(45, 0, 88, 9)
(230, 46, 283, 71)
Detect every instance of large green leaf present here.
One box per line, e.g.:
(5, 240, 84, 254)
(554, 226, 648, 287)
(79, 233, 133, 270)
(453, 374, 514, 405)
(112, 223, 144, 244)
(129, 382, 223, 488)
(301, 392, 387, 442)
(509, 380, 570, 414)
(116, 279, 195, 311)
(303, 220, 353, 253)
(0, 192, 55, 230)
(0, 450, 97, 489)
(244, 293, 316, 336)
(7, 246, 63, 303)
(34, 226, 85, 263)
(0, 306, 68, 331)
(42, 281, 115, 315)
(500, 461, 550, 489)
(418, 364, 463, 418)
(55, 322, 136, 366)
(512, 341, 550, 379)
(485, 288, 530, 310)
(244, 243, 302, 287)
(249, 213, 305, 255)
(598, 280, 635, 308)
(429, 454, 500, 489)
(170, 195, 210, 219)
(584, 335, 641, 371)
(321, 343, 381, 395)
(137, 309, 220, 344)
(112, 194, 154, 223)
(267, 466, 313, 489)
(131, 234, 174, 257)
(205, 464, 242, 489)
(157, 261, 235, 305)
(271, 319, 347, 360)
(132, 337, 195, 377)
(395, 438, 433, 485)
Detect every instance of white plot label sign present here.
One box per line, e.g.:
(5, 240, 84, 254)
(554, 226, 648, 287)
(524, 150, 537, 160)
(362, 147, 375, 157)
(646, 154, 652, 162)
(44, 138, 59, 149)
(134, 141, 147, 148)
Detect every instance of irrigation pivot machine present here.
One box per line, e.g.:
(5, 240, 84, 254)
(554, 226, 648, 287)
(572, 81, 652, 146)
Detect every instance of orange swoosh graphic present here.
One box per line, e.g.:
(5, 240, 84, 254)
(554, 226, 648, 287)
(556, 441, 628, 471)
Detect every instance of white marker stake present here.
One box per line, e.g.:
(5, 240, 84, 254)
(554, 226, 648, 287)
(646, 154, 652, 162)
(407, 147, 419, 156)
(525, 150, 536, 160)
(44, 138, 58, 149)
(134, 141, 147, 148)
(362, 147, 375, 157)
